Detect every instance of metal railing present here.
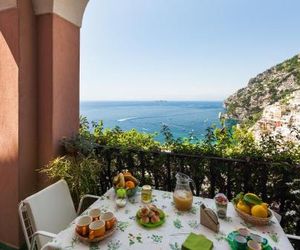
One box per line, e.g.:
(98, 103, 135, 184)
(95, 145, 298, 231)
(57, 143, 300, 247)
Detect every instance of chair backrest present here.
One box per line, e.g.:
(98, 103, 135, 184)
(21, 180, 77, 249)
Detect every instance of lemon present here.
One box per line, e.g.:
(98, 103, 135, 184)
(251, 205, 268, 218)
(237, 200, 251, 214)
(261, 203, 268, 210)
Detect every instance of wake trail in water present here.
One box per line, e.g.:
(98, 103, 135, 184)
(117, 110, 213, 123)
(117, 117, 138, 122)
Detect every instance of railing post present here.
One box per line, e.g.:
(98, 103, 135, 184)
(106, 149, 112, 187)
(139, 152, 145, 185)
(260, 163, 268, 201)
(191, 157, 200, 196)
(243, 161, 251, 193)
(226, 161, 232, 200)
(166, 155, 172, 192)
(127, 150, 134, 172)
(96, 146, 106, 193)
(180, 157, 185, 173)
(209, 160, 216, 198)
(279, 166, 289, 215)
(152, 152, 160, 189)
(116, 149, 123, 173)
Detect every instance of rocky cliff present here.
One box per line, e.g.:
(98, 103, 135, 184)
(224, 54, 300, 124)
(224, 54, 300, 142)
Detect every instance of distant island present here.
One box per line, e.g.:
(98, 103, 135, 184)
(224, 54, 300, 142)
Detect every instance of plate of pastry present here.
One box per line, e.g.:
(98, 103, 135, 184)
(136, 204, 165, 228)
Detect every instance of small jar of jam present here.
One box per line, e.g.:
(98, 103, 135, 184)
(214, 193, 228, 219)
(141, 185, 152, 203)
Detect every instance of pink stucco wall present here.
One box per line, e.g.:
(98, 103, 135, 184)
(37, 14, 55, 172)
(52, 14, 80, 154)
(0, 7, 21, 247)
(18, 0, 38, 206)
(37, 14, 80, 187)
(0, 1, 80, 247)
(0, 0, 38, 247)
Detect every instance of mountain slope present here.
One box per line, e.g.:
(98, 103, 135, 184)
(224, 54, 300, 124)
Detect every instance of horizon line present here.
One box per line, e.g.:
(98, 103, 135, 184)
(80, 99, 225, 102)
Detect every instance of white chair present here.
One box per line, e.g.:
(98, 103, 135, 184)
(19, 179, 101, 250)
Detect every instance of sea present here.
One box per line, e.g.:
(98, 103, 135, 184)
(80, 101, 225, 142)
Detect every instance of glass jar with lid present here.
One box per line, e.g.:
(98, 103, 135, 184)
(141, 185, 152, 203)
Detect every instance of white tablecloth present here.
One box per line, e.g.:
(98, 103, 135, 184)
(50, 188, 294, 250)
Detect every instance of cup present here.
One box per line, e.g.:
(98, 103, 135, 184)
(238, 228, 250, 238)
(250, 233, 263, 243)
(76, 216, 92, 237)
(250, 233, 268, 247)
(101, 212, 116, 230)
(234, 235, 247, 250)
(247, 240, 262, 250)
(89, 220, 105, 240)
(89, 208, 101, 221)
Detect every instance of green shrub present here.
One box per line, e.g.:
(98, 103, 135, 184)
(40, 154, 102, 203)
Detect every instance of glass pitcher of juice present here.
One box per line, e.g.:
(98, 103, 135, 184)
(173, 172, 194, 211)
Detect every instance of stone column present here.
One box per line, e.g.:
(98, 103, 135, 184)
(0, 0, 88, 248)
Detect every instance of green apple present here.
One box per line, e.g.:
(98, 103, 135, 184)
(116, 188, 126, 198)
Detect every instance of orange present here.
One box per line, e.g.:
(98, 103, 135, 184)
(125, 181, 135, 189)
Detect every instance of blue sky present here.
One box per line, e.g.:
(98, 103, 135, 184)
(80, 0, 300, 101)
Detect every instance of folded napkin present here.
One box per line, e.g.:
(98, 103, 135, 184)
(182, 233, 213, 250)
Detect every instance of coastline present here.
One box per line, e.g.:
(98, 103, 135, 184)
(80, 100, 225, 142)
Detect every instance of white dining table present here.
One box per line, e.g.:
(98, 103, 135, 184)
(48, 188, 294, 250)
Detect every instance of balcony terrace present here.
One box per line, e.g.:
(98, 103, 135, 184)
(0, 0, 300, 249)
(40, 120, 300, 248)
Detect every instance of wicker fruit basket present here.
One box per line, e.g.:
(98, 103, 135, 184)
(113, 172, 139, 197)
(234, 206, 273, 226)
(113, 183, 139, 197)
